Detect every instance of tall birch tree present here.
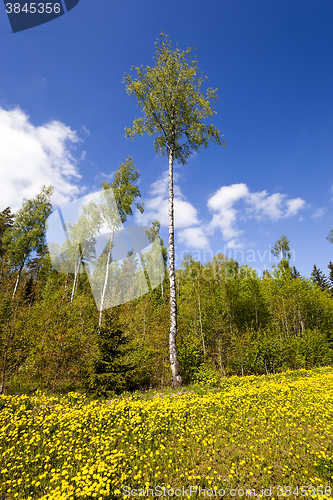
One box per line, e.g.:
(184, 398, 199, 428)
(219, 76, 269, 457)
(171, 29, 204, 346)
(271, 235, 291, 264)
(123, 33, 226, 387)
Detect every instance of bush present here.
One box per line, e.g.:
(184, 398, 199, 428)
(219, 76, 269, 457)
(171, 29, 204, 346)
(192, 362, 221, 387)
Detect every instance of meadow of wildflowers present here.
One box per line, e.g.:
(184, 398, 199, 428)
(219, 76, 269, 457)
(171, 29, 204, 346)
(1, 367, 333, 499)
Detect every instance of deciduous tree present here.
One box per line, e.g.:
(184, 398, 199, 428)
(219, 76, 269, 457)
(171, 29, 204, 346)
(3, 186, 54, 301)
(271, 235, 291, 264)
(123, 33, 226, 387)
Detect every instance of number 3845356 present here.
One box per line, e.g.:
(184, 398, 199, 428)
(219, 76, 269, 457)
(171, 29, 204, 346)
(5, 3, 62, 14)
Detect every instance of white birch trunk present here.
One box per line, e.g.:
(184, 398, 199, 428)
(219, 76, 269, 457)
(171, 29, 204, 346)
(70, 258, 81, 304)
(168, 148, 182, 388)
(12, 273, 21, 302)
(99, 234, 114, 328)
(11, 253, 26, 301)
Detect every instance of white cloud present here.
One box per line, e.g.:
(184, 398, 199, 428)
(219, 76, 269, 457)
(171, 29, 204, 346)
(207, 183, 306, 244)
(178, 227, 209, 249)
(226, 239, 245, 249)
(208, 183, 249, 211)
(207, 183, 248, 241)
(135, 170, 200, 229)
(285, 198, 306, 217)
(247, 191, 285, 220)
(0, 106, 84, 212)
(312, 207, 327, 219)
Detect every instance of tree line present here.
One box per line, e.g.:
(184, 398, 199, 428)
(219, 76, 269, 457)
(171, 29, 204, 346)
(0, 187, 333, 396)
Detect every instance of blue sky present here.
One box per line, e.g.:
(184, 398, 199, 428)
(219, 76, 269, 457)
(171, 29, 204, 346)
(0, 0, 332, 278)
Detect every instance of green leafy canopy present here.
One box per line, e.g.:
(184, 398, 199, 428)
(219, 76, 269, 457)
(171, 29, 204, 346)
(123, 32, 226, 164)
(101, 156, 144, 224)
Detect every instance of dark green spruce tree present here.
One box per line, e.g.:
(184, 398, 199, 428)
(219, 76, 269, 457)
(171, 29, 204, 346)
(81, 318, 135, 398)
(311, 265, 329, 291)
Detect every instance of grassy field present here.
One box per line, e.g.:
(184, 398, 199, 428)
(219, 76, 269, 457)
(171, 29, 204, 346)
(1, 367, 333, 499)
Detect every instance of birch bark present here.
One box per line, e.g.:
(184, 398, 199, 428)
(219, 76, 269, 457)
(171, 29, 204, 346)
(168, 148, 182, 388)
(11, 249, 28, 301)
(99, 233, 114, 328)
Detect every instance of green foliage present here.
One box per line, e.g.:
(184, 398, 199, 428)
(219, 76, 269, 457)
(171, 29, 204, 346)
(123, 32, 226, 164)
(291, 266, 301, 279)
(80, 323, 135, 398)
(177, 332, 202, 384)
(271, 235, 291, 264)
(145, 220, 168, 271)
(192, 362, 220, 388)
(1, 189, 333, 396)
(327, 261, 333, 291)
(311, 264, 329, 291)
(3, 185, 54, 269)
(315, 457, 333, 480)
(0, 207, 15, 259)
(102, 156, 144, 223)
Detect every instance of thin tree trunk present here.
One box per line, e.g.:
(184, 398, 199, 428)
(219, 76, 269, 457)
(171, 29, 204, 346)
(98, 248, 111, 327)
(253, 293, 259, 331)
(70, 259, 81, 304)
(218, 340, 225, 376)
(168, 147, 182, 388)
(198, 287, 205, 356)
(281, 298, 289, 336)
(297, 295, 304, 335)
(11, 253, 27, 301)
(99, 234, 114, 328)
(71, 243, 87, 304)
